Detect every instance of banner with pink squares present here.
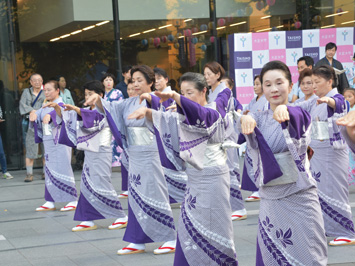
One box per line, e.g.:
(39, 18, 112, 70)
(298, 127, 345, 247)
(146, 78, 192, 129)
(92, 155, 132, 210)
(230, 27, 355, 104)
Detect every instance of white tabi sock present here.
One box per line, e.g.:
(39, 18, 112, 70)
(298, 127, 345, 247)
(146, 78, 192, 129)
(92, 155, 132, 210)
(42, 201, 55, 208)
(65, 201, 78, 208)
(161, 240, 176, 248)
(127, 243, 145, 250)
(79, 221, 95, 227)
(113, 216, 128, 224)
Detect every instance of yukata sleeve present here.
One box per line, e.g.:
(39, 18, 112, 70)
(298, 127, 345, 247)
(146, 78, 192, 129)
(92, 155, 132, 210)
(327, 94, 348, 149)
(291, 96, 317, 113)
(19, 89, 33, 115)
(176, 95, 221, 170)
(47, 104, 65, 145)
(235, 98, 243, 111)
(152, 109, 185, 171)
(31, 108, 44, 143)
(59, 110, 78, 147)
(235, 112, 283, 187)
(280, 106, 312, 173)
(99, 98, 126, 149)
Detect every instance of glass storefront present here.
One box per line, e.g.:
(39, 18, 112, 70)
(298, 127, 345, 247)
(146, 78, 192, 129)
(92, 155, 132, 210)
(1, 0, 354, 170)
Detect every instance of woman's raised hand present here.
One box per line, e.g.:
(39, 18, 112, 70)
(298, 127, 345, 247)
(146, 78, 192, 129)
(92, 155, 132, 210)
(43, 102, 58, 109)
(155, 91, 174, 103)
(29, 111, 37, 122)
(241, 115, 257, 135)
(84, 94, 100, 106)
(42, 114, 51, 124)
(139, 93, 152, 104)
(127, 107, 147, 120)
(273, 105, 289, 123)
(63, 104, 76, 111)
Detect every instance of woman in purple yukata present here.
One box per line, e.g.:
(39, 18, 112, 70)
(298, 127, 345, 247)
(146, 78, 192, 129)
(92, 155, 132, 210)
(151, 67, 188, 204)
(56, 80, 128, 232)
(293, 65, 355, 246)
(85, 65, 176, 255)
(129, 72, 238, 266)
(102, 73, 123, 168)
(238, 61, 327, 265)
(29, 80, 78, 212)
(205, 62, 247, 221)
(242, 75, 269, 203)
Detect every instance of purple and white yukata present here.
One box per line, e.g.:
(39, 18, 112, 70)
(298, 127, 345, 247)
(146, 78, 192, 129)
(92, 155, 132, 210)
(149, 95, 187, 204)
(100, 96, 176, 244)
(237, 106, 327, 265)
(59, 107, 126, 221)
(32, 97, 77, 203)
(294, 88, 355, 239)
(241, 94, 269, 192)
(293, 94, 318, 104)
(104, 88, 123, 167)
(209, 83, 245, 213)
(152, 89, 238, 265)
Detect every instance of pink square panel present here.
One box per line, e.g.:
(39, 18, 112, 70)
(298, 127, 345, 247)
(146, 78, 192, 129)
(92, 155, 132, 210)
(269, 49, 286, 63)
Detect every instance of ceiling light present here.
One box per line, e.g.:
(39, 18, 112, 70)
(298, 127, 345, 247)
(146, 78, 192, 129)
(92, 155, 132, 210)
(96, 20, 109, 26)
(276, 25, 284, 28)
(71, 30, 82, 35)
(261, 15, 271, 19)
(83, 25, 95, 31)
(217, 26, 226, 30)
(143, 29, 156, 33)
(192, 30, 207, 36)
(230, 21, 247, 27)
(184, 19, 192, 22)
(341, 20, 355, 25)
(178, 35, 184, 39)
(256, 27, 271, 32)
(325, 11, 348, 17)
(159, 24, 173, 29)
(321, 24, 336, 28)
(129, 33, 141, 37)
(50, 37, 60, 42)
(60, 34, 70, 39)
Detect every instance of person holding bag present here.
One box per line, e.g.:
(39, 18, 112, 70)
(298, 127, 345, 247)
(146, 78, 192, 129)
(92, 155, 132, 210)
(19, 73, 46, 182)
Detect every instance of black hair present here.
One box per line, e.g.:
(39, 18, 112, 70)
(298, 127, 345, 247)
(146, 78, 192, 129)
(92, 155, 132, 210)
(344, 88, 355, 97)
(297, 56, 314, 67)
(122, 65, 132, 74)
(127, 78, 133, 85)
(44, 80, 59, 90)
(179, 72, 209, 101)
(30, 73, 43, 81)
(312, 65, 338, 88)
(130, 65, 155, 90)
(222, 76, 235, 89)
(83, 80, 105, 97)
(153, 67, 169, 80)
(101, 73, 116, 85)
(325, 42, 337, 51)
(259, 61, 292, 86)
(254, 75, 261, 82)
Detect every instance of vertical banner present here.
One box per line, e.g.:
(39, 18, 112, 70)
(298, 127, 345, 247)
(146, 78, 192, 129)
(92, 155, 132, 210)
(231, 27, 355, 104)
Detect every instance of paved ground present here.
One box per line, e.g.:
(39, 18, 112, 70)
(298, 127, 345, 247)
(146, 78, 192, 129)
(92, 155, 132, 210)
(0, 169, 355, 266)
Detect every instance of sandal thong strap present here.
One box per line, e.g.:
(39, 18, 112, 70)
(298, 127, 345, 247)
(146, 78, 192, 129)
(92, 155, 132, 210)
(76, 225, 91, 228)
(122, 247, 140, 251)
(112, 222, 126, 225)
(334, 238, 351, 242)
(158, 246, 175, 250)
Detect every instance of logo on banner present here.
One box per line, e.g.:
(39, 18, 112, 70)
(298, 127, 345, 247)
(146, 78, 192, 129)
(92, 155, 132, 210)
(258, 53, 264, 64)
(274, 34, 280, 45)
(286, 31, 302, 48)
(308, 32, 314, 43)
(291, 51, 298, 63)
(241, 72, 247, 83)
(342, 30, 349, 41)
(240, 36, 247, 47)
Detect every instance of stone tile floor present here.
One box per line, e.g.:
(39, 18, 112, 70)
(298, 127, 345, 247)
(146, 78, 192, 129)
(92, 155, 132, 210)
(0, 169, 354, 266)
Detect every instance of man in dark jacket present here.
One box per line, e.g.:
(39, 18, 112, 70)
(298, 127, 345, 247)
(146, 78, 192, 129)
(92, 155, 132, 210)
(315, 42, 349, 94)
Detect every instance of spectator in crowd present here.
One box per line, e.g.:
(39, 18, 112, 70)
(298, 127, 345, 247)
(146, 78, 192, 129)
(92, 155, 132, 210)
(19, 73, 46, 182)
(315, 42, 349, 94)
(0, 105, 13, 179)
(57, 76, 75, 105)
(289, 56, 314, 102)
(116, 65, 132, 99)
